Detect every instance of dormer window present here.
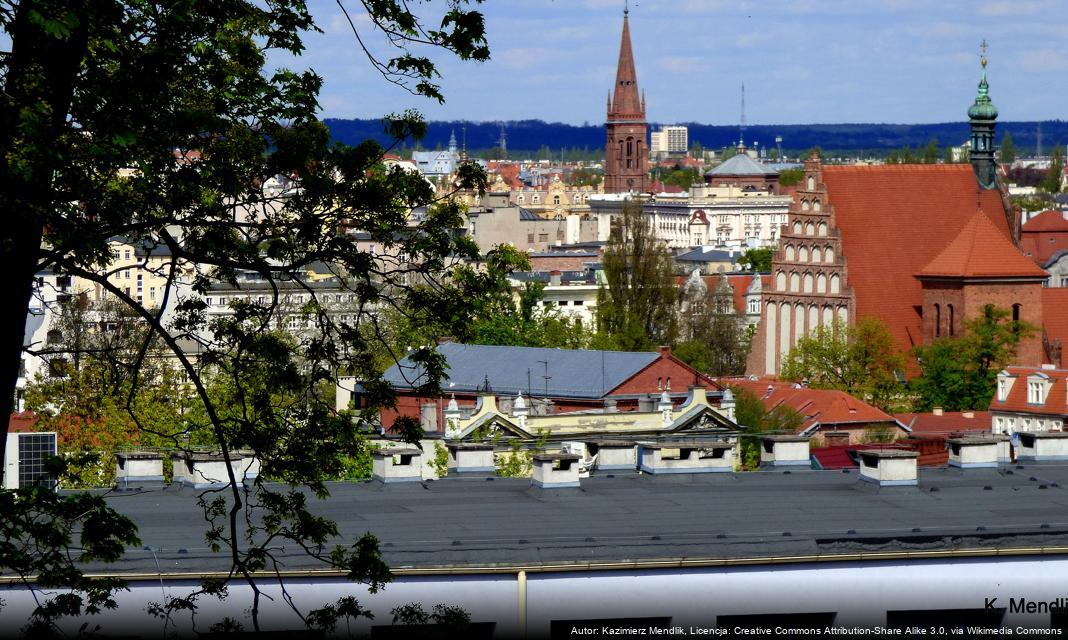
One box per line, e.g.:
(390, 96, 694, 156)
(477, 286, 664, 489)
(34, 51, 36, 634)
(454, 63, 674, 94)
(1027, 374, 1049, 404)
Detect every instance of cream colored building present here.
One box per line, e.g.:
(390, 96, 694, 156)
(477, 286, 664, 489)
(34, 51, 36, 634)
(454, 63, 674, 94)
(588, 184, 792, 249)
(651, 125, 688, 159)
(71, 237, 187, 308)
(511, 176, 598, 220)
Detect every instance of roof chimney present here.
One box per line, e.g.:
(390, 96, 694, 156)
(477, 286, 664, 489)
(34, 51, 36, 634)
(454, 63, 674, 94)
(658, 345, 671, 357)
(932, 406, 943, 416)
(437, 336, 454, 345)
(549, 270, 562, 286)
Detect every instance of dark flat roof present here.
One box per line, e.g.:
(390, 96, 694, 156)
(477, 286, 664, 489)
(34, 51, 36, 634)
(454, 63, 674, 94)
(82, 464, 1068, 576)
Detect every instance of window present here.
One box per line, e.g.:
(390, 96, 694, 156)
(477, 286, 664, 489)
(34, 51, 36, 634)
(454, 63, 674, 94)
(575, 300, 584, 306)
(748, 298, 759, 314)
(124, 250, 131, 260)
(538, 233, 549, 242)
(934, 304, 941, 337)
(124, 269, 130, 279)
(947, 304, 955, 336)
(1028, 380, 1045, 404)
(553, 195, 560, 205)
(558, 300, 567, 306)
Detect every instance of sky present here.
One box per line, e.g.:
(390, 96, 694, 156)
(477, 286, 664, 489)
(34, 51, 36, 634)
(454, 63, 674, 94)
(275, 0, 1068, 126)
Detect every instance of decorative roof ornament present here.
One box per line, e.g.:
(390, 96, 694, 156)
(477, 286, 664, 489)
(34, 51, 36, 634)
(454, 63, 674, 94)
(968, 39, 998, 121)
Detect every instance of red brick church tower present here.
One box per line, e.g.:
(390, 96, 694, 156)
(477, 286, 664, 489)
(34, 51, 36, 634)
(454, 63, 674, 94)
(604, 7, 649, 194)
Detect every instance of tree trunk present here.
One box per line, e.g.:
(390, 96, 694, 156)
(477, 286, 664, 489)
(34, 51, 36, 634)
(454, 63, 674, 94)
(0, 0, 90, 483)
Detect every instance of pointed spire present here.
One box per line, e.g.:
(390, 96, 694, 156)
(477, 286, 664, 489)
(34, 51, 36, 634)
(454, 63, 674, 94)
(610, 6, 642, 118)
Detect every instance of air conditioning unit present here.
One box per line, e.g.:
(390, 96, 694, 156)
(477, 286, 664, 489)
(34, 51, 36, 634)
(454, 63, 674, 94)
(3, 432, 58, 490)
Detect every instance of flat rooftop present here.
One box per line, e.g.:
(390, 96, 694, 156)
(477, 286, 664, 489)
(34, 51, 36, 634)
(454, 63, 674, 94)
(85, 464, 1068, 576)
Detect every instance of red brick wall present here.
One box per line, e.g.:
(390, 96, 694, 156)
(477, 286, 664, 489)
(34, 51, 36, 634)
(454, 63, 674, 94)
(962, 281, 1044, 366)
(921, 281, 966, 342)
(609, 349, 718, 396)
(921, 279, 1044, 366)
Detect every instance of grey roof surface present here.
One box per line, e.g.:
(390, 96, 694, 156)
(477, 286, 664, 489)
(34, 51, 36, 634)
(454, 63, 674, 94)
(86, 464, 1068, 575)
(675, 247, 734, 263)
(705, 154, 779, 177)
(383, 343, 659, 399)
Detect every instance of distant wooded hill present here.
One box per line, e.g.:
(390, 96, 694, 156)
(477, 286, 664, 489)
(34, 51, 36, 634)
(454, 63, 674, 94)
(325, 118, 1068, 158)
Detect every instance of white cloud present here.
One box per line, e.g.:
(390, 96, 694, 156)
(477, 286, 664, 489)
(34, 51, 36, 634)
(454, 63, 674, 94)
(657, 56, 704, 73)
(1014, 48, 1068, 71)
(979, 0, 1056, 16)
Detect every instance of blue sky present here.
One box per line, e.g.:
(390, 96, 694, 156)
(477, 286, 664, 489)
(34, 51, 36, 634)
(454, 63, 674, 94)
(279, 0, 1068, 125)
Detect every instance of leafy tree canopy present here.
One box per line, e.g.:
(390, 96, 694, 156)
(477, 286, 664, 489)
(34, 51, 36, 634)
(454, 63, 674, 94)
(738, 247, 774, 273)
(1, 0, 504, 632)
(912, 305, 1034, 412)
(780, 317, 906, 412)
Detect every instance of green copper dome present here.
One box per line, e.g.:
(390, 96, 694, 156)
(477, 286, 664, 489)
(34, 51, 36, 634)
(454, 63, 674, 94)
(968, 74, 998, 119)
(969, 42, 998, 121)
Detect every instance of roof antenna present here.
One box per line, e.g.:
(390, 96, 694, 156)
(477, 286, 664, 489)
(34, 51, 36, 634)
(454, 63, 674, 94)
(739, 82, 747, 150)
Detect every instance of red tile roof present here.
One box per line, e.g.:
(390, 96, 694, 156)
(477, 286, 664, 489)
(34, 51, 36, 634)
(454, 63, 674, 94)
(991, 365, 1068, 415)
(893, 411, 992, 437)
(916, 212, 1048, 279)
(822, 164, 1013, 352)
(7, 413, 37, 433)
(1043, 288, 1068, 367)
(811, 439, 948, 469)
(1020, 210, 1068, 265)
(1023, 210, 1068, 232)
(727, 379, 899, 432)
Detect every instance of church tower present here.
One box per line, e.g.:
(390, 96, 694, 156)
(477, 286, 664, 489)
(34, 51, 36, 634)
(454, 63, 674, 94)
(968, 40, 998, 189)
(604, 6, 649, 194)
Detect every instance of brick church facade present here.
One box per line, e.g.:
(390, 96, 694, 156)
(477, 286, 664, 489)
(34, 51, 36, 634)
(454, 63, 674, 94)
(747, 54, 1055, 375)
(603, 7, 649, 194)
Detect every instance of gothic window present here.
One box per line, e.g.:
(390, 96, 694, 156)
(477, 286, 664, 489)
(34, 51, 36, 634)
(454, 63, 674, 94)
(812, 247, 822, 263)
(816, 273, 827, 293)
(807, 176, 815, 190)
(803, 273, 814, 293)
(813, 200, 822, 212)
(1012, 303, 1021, 336)
(817, 222, 828, 237)
(626, 137, 634, 169)
(790, 272, 800, 292)
(825, 246, 835, 262)
(948, 304, 955, 336)
(776, 271, 787, 291)
(785, 245, 795, 261)
(830, 274, 840, 294)
(793, 220, 802, 234)
(934, 303, 941, 337)
(801, 199, 810, 212)
(805, 222, 815, 235)
(799, 246, 809, 262)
